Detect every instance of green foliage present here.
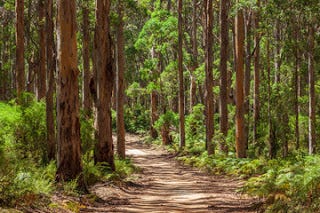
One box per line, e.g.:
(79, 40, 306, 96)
(0, 102, 20, 153)
(0, 159, 56, 206)
(14, 96, 48, 164)
(243, 154, 320, 212)
(108, 158, 137, 180)
(62, 179, 80, 197)
(180, 150, 320, 211)
(135, 9, 177, 53)
(0, 101, 56, 207)
(82, 161, 110, 186)
(126, 82, 146, 98)
(82, 157, 137, 185)
(124, 104, 150, 133)
(185, 104, 205, 154)
(80, 111, 95, 158)
(154, 110, 178, 132)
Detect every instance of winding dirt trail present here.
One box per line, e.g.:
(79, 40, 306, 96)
(84, 135, 259, 213)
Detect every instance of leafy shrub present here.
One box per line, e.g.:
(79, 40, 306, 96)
(154, 110, 178, 132)
(80, 110, 95, 159)
(0, 160, 56, 206)
(185, 104, 205, 144)
(244, 155, 320, 212)
(82, 157, 137, 185)
(154, 110, 178, 145)
(0, 100, 56, 207)
(124, 104, 150, 133)
(14, 97, 48, 164)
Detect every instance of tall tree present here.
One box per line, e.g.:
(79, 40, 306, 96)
(15, 0, 25, 98)
(116, 0, 126, 159)
(178, 0, 185, 148)
(150, 46, 158, 139)
(26, 0, 35, 94)
(37, 0, 46, 100)
(243, 10, 251, 148)
(267, 40, 276, 158)
(205, 0, 214, 155)
(82, 0, 92, 115)
(235, 1, 246, 158)
(150, 90, 159, 139)
(219, 0, 229, 153)
(294, 19, 300, 150)
(94, 0, 115, 170)
(56, 0, 82, 181)
(274, 19, 281, 83)
(189, 0, 198, 112)
(253, 0, 260, 144)
(308, 24, 315, 154)
(46, 0, 56, 161)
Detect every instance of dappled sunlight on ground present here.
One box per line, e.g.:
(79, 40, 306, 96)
(126, 149, 148, 156)
(83, 134, 260, 213)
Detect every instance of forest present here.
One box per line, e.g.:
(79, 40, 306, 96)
(0, 0, 320, 212)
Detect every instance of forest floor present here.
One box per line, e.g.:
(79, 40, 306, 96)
(80, 134, 261, 213)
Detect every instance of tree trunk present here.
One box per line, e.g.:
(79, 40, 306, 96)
(82, 1, 92, 115)
(2, 27, 10, 100)
(46, 0, 56, 161)
(253, 2, 260, 144)
(308, 25, 315, 154)
(205, 0, 214, 155)
(116, 0, 126, 159)
(274, 19, 281, 83)
(150, 91, 159, 139)
(178, 0, 185, 148)
(267, 40, 276, 158)
(150, 46, 158, 139)
(219, 0, 229, 153)
(56, 0, 82, 182)
(15, 0, 25, 98)
(294, 22, 300, 150)
(94, 0, 115, 170)
(189, 0, 198, 112)
(26, 0, 35, 94)
(230, 21, 236, 105)
(235, 2, 246, 158)
(37, 0, 46, 100)
(167, 0, 171, 11)
(244, 10, 251, 149)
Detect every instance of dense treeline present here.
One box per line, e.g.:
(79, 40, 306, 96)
(0, 0, 320, 211)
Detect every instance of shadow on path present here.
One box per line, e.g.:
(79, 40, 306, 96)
(83, 135, 260, 213)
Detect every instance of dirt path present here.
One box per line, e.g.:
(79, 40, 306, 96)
(83, 135, 259, 213)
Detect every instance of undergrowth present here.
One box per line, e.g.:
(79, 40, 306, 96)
(82, 157, 138, 187)
(0, 96, 138, 209)
(177, 148, 320, 212)
(149, 104, 320, 211)
(0, 98, 56, 207)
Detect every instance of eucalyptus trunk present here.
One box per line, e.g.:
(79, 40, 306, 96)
(56, 0, 82, 182)
(46, 0, 56, 161)
(82, 1, 92, 115)
(116, 0, 126, 159)
(37, 0, 46, 100)
(235, 3, 246, 158)
(308, 25, 315, 154)
(219, 0, 229, 153)
(205, 0, 214, 155)
(93, 0, 115, 170)
(15, 0, 25, 98)
(178, 0, 185, 148)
